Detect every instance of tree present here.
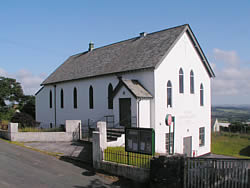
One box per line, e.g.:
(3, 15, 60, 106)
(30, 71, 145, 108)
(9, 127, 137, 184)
(0, 77, 24, 107)
(0, 76, 36, 124)
(20, 95, 35, 119)
(0, 76, 24, 121)
(11, 112, 37, 128)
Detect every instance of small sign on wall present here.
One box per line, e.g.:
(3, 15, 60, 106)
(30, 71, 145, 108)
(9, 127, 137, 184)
(165, 114, 172, 126)
(125, 127, 155, 155)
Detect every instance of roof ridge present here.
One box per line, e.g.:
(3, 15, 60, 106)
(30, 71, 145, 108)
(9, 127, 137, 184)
(75, 24, 188, 56)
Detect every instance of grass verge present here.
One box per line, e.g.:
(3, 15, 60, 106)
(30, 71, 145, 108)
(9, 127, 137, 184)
(211, 132, 250, 159)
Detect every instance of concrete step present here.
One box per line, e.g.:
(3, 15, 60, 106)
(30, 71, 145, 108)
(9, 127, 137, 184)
(107, 131, 122, 137)
(107, 135, 118, 142)
(106, 128, 124, 142)
(107, 128, 125, 134)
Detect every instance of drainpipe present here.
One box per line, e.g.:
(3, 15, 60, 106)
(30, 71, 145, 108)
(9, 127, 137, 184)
(137, 98, 141, 128)
(54, 85, 57, 127)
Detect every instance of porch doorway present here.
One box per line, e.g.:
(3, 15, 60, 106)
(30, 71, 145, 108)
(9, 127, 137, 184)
(183, 136, 192, 157)
(119, 98, 131, 128)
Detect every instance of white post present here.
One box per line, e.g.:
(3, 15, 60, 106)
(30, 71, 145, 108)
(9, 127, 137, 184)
(92, 121, 107, 168)
(97, 121, 107, 148)
(8, 123, 18, 141)
(65, 120, 81, 141)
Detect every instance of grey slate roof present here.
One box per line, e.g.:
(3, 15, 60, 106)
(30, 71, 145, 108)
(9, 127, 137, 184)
(42, 24, 215, 85)
(113, 79, 153, 99)
(124, 79, 152, 98)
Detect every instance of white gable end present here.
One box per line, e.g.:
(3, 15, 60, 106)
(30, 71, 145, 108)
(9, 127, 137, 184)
(154, 31, 211, 155)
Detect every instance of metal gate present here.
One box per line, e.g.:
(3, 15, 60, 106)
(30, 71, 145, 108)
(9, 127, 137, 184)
(184, 158, 250, 188)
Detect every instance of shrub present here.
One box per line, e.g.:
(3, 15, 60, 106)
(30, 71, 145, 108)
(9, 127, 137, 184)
(18, 127, 65, 132)
(11, 112, 37, 128)
(0, 120, 9, 130)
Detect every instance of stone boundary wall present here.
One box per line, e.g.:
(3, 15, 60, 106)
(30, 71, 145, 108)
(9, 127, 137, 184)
(98, 161, 149, 183)
(0, 130, 9, 140)
(0, 120, 81, 142)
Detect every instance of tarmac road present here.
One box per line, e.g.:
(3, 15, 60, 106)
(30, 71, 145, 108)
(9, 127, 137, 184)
(0, 139, 120, 188)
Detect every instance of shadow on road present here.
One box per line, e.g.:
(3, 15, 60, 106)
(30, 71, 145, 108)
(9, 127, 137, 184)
(73, 178, 148, 188)
(60, 156, 148, 188)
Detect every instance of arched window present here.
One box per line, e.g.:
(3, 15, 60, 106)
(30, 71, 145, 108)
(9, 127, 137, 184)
(89, 86, 93, 109)
(200, 84, 204, 106)
(108, 83, 113, 109)
(73, 87, 77, 109)
(167, 81, 172, 108)
(49, 90, 52, 108)
(190, 70, 194, 94)
(179, 68, 184, 93)
(60, 89, 64, 108)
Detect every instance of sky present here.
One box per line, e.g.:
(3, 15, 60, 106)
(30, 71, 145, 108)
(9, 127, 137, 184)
(0, 1, 249, 105)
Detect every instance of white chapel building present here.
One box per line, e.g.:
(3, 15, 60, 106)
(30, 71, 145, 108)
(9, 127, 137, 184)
(36, 24, 215, 156)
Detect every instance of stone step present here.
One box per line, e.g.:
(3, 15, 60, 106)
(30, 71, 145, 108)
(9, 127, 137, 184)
(107, 128, 125, 134)
(107, 135, 118, 142)
(107, 131, 122, 137)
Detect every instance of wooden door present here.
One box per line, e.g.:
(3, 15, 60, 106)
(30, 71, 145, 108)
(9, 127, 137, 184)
(119, 98, 131, 128)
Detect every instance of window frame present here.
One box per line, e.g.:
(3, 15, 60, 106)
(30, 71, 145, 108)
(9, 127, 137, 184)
(108, 83, 113, 109)
(200, 83, 204, 106)
(199, 127, 205, 147)
(179, 68, 184, 94)
(89, 85, 94, 109)
(60, 89, 64, 108)
(73, 87, 77, 109)
(165, 132, 174, 154)
(167, 80, 172, 108)
(49, 90, 52, 108)
(190, 70, 194, 94)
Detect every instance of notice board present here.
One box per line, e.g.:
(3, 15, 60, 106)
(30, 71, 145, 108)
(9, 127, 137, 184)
(125, 127, 155, 155)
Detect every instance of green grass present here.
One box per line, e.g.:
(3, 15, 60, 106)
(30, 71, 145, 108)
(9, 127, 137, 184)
(18, 127, 65, 132)
(212, 132, 250, 159)
(104, 147, 154, 168)
(216, 108, 249, 114)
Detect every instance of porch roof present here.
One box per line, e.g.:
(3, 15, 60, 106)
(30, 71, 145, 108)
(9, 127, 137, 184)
(113, 78, 153, 99)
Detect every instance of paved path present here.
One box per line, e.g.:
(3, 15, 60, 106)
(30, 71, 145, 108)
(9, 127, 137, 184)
(24, 141, 92, 162)
(0, 139, 131, 188)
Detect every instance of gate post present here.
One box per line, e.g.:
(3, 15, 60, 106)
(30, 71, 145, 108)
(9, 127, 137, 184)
(92, 121, 107, 169)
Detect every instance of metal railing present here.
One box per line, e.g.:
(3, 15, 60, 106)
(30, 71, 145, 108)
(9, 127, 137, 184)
(104, 148, 153, 168)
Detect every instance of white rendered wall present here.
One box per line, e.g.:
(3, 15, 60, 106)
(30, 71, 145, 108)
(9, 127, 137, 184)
(36, 70, 154, 129)
(36, 86, 54, 128)
(154, 32, 211, 156)
(138, 99, 151, 128)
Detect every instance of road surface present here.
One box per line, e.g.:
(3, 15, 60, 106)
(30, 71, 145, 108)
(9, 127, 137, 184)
(0, 139, 122, 188)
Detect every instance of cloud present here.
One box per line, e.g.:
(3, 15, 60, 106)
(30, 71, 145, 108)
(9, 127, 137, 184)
(0, 68, 46, 95)
(0, 68, 8, 77)
(211, 49, 250, 97)
(213, 48, 240, 67)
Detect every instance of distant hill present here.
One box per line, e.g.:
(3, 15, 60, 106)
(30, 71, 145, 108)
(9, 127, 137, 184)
(212, 105, 250, 122)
